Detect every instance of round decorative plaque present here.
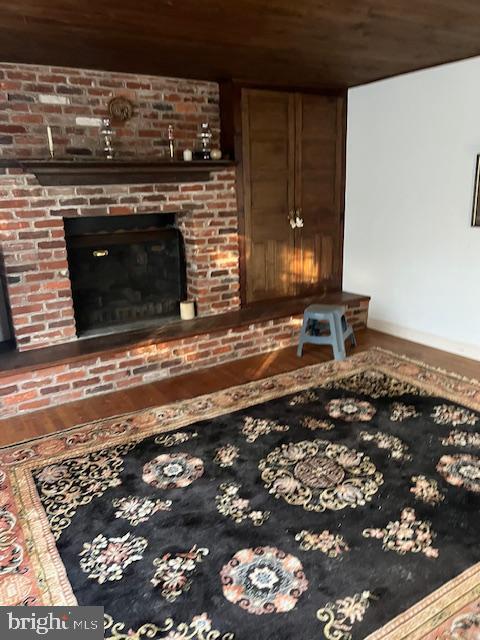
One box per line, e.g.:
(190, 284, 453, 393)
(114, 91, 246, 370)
(108, 96, 134, 122)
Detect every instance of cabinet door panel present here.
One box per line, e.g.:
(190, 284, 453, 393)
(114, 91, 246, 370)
(250, 139, 289, 172)
(294, 231, 339, 287)
(242, 89, 295, 303)
(295, 93, 345, 295)
(251, 178, 288, 213)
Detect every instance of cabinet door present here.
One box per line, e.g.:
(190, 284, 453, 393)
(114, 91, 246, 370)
(294, 93, 345, 295)
(242, 89, 296, 303)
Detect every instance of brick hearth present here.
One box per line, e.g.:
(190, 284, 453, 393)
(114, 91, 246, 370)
(0, 300, 369, 418)
(0, 62, 369, 418)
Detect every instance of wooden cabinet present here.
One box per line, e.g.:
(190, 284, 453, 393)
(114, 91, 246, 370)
(293, 93, 345, 297)
(230, 86, 346, 305)
(241, 90, 296, 301)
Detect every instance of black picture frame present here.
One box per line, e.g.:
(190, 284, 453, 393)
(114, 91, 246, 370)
(472, 154, 480, 227)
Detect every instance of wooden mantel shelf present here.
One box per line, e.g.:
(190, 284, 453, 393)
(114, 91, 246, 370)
(0, 158, 235, 186)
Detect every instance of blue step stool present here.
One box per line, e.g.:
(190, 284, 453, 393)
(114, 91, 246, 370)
(297, 304, 356, 360)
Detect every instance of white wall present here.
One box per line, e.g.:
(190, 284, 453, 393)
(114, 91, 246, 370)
(344, 56, 480, 361)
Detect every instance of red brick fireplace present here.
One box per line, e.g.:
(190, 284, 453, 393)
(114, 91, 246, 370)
(1, 166, 240, 351)
(0, 62, 369, 418)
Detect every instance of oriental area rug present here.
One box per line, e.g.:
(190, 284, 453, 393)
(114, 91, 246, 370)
(1, 348, 480, 640)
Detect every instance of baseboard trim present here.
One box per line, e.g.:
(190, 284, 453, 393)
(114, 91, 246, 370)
(368, 319, 480, 361)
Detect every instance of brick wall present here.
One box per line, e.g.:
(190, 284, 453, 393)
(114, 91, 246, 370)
(0, 60, 370, 418)
(0, 168, 240, 351)
(0, 62, 237, 351)
(0, 62, 219, 159)
(0, 302, 369, 419)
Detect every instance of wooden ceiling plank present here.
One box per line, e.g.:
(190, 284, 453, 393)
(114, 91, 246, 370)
(1, 0, 480, 88)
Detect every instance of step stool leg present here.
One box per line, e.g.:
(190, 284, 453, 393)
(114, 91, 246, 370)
(326, 315, 342, 361)
(332, 312, 346, 360)
(350, 328, 357, 347)
(297, 314, 309, 357)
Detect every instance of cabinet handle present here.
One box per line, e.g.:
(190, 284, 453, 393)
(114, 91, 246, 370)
(288, 210, 297, 229)
(288, 209, 304, 229)
(295, 209, 304, 229)
(93, 249, 109, 257)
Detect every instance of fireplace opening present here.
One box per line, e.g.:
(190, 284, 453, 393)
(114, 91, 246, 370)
(64, 213, 187, 337)
(0, 277, 13, 350)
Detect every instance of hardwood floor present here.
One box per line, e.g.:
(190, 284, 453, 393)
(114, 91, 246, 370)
(0, 329, 478, 448)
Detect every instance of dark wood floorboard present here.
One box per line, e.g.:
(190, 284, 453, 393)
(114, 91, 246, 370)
(0, 329, 478, 448)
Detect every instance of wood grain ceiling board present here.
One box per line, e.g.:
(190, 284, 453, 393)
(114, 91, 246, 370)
(1, 1, 480, 88)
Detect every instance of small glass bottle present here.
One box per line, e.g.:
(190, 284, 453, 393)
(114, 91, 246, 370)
(197, 122, 212, 160)
(168, 125, 175, 160)
(100, 117, 115, 159)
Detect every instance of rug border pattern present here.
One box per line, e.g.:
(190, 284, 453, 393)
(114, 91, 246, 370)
(0, 347, 479, 639)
